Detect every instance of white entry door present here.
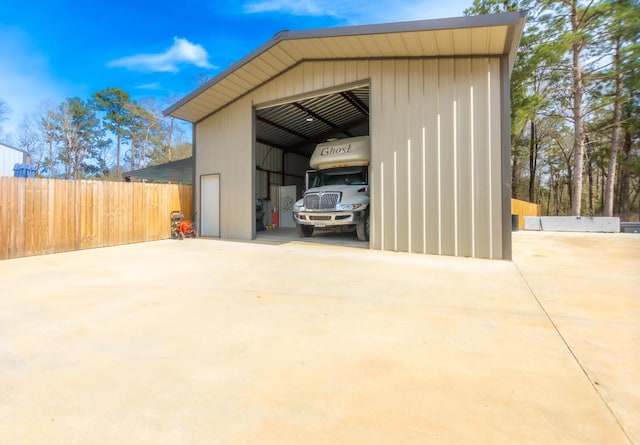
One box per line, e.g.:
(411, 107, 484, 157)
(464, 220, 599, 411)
(278, 185, 296, 228)
(201, 174, 220, 237)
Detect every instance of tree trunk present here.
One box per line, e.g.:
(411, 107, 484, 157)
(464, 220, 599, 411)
(587, 145, 594, 215)
(604, 33, 623, 216)
(528, 119, 538, 203)
(167, 118, 175, 161)
(570, 0, 585, 216)
(600, 166, 606, 212)
(617, 131, 632, 215)
(48, 139, 54, 175)
(567, 165, 573, 212)
(512, 149, 518, 198)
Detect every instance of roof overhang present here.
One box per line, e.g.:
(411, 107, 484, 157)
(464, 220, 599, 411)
(123, 157, 193, 184)
(165, 11, 526, 124)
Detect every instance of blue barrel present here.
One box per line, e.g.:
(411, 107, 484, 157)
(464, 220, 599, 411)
(13, 163, 36, 178)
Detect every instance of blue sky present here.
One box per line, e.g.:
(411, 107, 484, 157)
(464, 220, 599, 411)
(0, 0, 473, 142)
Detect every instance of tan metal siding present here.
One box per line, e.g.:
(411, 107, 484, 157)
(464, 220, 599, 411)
(424, 60, 441, 255)
(456, 58, 473, 258)
(196, 97, 253, 240)
(394, 60, 410, 252)
(196, 57, 505, 258)
(408, 60, 425, 253)
(369, 57, 503, 258)
(437, 59, 456, 256)
(471, 58, 493, 258)
(489, 58, 503, 257)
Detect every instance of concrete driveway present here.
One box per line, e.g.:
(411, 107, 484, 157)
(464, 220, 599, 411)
(0, 231, 638, 444)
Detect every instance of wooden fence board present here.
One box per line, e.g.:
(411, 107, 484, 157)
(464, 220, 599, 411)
(0, 177, 8, 259)
(511, 198, 540, 229)
(14, 178, 24, 258)
(0, 178, 192, 260)
(46, 179, 55, 254)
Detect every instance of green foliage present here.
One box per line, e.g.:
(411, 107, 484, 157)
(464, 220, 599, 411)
(52, 97, 110, 179)
(92, 88, 132, 135)
(467, 0, 640, 217)
(10, 90, 191, 181)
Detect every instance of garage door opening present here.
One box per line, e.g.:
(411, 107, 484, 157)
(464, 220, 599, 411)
(253, 84, 370, 247)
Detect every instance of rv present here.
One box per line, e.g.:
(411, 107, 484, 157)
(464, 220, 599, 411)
(293, 136, 370, 241)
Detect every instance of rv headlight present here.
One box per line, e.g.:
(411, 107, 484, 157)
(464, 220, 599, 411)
(337, 203, 361, 211)
(293, 201, 303, 211)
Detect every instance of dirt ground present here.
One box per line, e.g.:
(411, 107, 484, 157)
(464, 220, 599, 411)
(0, 231, 637, 444)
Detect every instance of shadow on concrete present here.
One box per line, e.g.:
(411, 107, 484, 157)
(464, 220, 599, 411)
(254, 227, 369, 249)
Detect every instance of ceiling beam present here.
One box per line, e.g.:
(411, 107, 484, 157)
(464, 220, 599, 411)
(256, 115, 308, 140)
(256, 137, 286, 149)
(256, 137, 315, 157)
(291, 102, 352, 138)
(341, 91, 370, 117)
(286, 116, 369, 151)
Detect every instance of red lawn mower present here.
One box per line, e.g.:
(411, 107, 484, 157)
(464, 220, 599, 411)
(170, 211, 197, 239)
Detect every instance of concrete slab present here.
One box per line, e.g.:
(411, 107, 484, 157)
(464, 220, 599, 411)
(255, 227, 368, 248)
(512, 231, 640, 444)
(0, 232, 636, 444)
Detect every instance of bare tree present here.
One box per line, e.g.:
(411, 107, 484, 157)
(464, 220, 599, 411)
(0, 98, 10, 137)
(17, 114, 44, 174)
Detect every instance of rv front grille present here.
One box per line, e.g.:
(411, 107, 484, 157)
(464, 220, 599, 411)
(304, 192, 340, 210)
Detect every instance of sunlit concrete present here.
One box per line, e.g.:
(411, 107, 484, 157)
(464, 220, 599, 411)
(0, 231, 637, 444)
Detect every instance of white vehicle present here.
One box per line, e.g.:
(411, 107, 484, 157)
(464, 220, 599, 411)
(293, 136, 370, 241)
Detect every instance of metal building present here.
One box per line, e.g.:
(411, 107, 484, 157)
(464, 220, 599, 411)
(0, 142, 28, 177)
(165, 12, 526, 259)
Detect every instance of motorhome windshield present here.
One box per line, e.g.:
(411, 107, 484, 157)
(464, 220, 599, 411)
(312, 167, 367, 187)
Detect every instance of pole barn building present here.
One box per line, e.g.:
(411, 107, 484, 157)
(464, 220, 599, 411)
(165, 12, 526, 259)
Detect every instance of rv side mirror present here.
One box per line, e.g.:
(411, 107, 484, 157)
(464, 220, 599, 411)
(305, 170, 317, 191)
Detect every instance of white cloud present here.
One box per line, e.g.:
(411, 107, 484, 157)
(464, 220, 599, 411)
(135, 82, 162, 90)
(242, 0, 471, 23)
(108, 37, 215, 73)
(244, 0, 336, 16)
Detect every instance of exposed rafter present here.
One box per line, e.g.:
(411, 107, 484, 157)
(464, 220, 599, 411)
(341, 91, 369, 116)
(287, 116, 369, 151)
(291, 102, 352, 138)
(256, 115, 309, 140)
(255, 86, 370, 157)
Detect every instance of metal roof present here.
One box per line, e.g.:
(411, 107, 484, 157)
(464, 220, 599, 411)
(123, 157, 193, 184)
(165, 12, 526, 124)
(0, 141, 28, 154)
(255, 85, 370, 156)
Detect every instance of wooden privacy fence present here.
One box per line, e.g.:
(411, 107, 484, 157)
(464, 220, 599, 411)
(0, 177, 192, 260)
(511, 198, 540, 229)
